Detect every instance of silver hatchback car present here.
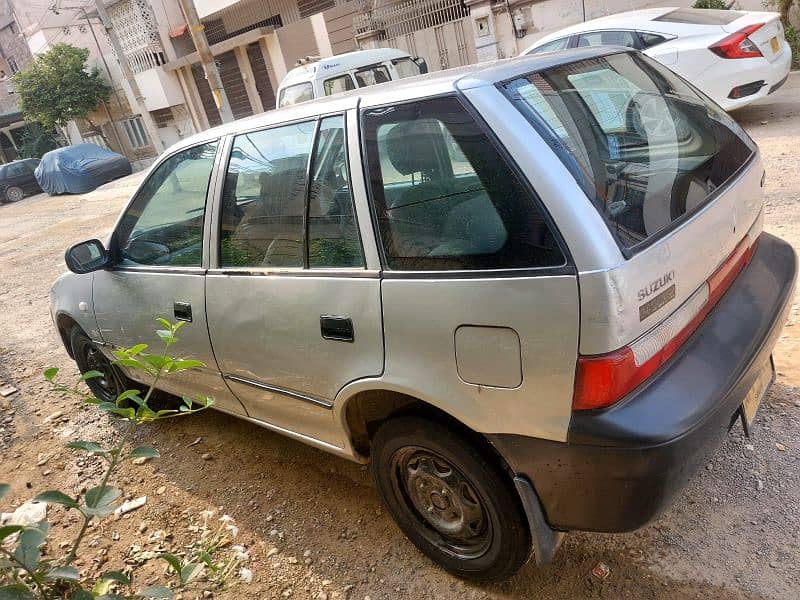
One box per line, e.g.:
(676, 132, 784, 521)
(51, 47, 796, 581)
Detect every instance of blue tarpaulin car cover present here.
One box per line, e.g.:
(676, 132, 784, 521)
(34, 143, 132, 195)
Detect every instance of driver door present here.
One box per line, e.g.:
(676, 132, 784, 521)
(92, 140, 246, 415)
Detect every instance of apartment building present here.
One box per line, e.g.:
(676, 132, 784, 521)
(0, 0, 34, 162)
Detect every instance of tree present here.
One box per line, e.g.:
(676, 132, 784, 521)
(14, 43, 111, 130)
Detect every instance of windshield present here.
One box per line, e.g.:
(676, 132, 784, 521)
(278, 82, 314, 107)
(501, 51, 755, 250)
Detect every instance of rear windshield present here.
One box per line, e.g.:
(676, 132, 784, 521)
(654, 8, 743, 25)
(501, 51, 755, 250)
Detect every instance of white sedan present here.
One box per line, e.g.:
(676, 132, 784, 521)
(522, 7, 792, 111)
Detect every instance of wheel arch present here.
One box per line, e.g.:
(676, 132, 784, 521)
(55, 311, 80, 359)
(335, 384, 516, 477)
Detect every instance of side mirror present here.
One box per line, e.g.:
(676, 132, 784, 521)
(413, 57, 429, 75)
(65, 239, 111, 274)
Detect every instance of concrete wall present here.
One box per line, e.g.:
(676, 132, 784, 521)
(324, 2, 360, 55)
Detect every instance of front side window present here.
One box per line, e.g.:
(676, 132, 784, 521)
(577, 30, 638, 49)
(355, 65, 391, 87)
(363, 96, 565, 271)
(531, 37, 571, 54)
(323, 74, 356, 96)
(220, 122, 315, 268)
(501, 51, 755, 250)
(278, 83, 314, 107)
(115, 141, 218, 267)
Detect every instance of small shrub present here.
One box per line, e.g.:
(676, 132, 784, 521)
(0, 320, 251, 599)
(694, 0, 729, 8)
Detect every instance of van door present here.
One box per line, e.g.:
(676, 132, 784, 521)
(205, 113, 383, 448)
(92, 141, 247, 415)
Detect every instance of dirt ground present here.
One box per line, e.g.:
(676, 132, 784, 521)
(1, 77, 799, 600)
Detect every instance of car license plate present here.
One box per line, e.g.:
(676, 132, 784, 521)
(741, 358, 774, 436)
(771, 36, 780, 53)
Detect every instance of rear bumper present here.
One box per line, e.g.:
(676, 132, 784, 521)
(717, 46, 792, 111)
(489, 233, 797, 532)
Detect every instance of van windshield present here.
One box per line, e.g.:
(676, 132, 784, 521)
(278, 82, 313, 107)
(501, 51, 755, 250)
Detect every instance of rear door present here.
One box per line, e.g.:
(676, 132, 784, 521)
(205, 112, 383, 448)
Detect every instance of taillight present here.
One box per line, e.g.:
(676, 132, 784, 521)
(709, 24, 765, 59)
(573, 232, 760, 411)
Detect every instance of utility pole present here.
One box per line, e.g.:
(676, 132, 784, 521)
(93, 0, 164, 152)
(176, 0, 234, 124)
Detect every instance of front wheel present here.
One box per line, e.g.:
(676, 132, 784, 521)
(371, 415, 532, 581)
(69, 326, 125, 403)
(4, 186, 23, 203)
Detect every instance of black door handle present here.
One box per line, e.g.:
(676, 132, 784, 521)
(174, 301, 193, 322)
(320, 315, 354, 342)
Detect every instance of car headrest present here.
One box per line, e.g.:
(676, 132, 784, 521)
(384, 120, 443, 176)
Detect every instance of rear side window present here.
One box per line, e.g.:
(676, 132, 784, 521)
(501, 51, 755, 251)
(278, 83, 313, 107)
(577, 30, 638, 49)
(355, 65, 391, 87)
(639, 32, 668, 48)
(323, 75, 355, 96)
(362, 96, 565, 271)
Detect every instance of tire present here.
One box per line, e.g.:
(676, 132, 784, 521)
(4, 186, 23, 203)
(371, 414, 532, 581)
(69, 326, 125, 404)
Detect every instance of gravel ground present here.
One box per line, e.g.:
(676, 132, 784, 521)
(0, 76, 799, 599)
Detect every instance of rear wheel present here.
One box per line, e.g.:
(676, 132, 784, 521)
(69, 326, 124, 403)
(4, 186, 23, 203)
(371, 415, 531, 581)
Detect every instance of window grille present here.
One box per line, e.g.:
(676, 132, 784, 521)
(106, 0, 166, 74)
(122, 116, 150, 149)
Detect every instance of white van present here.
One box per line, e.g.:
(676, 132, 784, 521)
(276, 48, 428, 108)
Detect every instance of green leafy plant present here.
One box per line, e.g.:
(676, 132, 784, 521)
(0, 320, 249, 599)
(14, 43, 111, 130)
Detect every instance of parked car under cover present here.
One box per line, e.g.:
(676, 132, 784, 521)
(0, 158, 42, 203)
(35, 143, 132, 195)
(522, 7, 792, 111)
(51, 48, 796, 581)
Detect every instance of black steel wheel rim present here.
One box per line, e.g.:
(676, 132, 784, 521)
(391, 446, 492, 559)
(84, 344, 120, 402)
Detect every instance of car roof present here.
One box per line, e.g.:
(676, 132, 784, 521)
(168, 46, 624, 155)
(527, 7, 677, 47)
(279, 48, 412, 88)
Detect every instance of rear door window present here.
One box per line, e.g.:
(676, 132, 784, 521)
(531, 37, 571, 54)
(577, 30, 639, 49)
(501, 51, 755, 251)
(362, 96, 565, 271)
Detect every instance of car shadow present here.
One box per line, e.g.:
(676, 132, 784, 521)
(129, 381, 792, 599)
